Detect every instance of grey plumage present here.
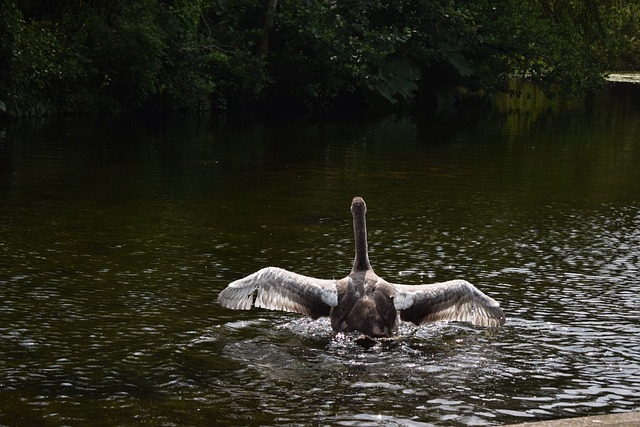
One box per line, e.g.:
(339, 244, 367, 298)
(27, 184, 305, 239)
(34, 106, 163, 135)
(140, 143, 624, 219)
(217, 197, 506, 337)
(219, 267, 337, 319)
(393, 280, 505, 327)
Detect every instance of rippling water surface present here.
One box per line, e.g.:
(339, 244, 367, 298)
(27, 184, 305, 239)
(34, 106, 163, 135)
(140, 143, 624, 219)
(1, 88, 640, 425)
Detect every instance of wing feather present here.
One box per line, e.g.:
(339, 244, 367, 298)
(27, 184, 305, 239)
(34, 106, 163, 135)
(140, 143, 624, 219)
(217, 267, 338, 319)
(393, 280, 505, 327)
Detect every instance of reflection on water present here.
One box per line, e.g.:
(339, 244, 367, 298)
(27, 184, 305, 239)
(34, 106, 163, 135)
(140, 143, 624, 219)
(1, 87, 640, 425)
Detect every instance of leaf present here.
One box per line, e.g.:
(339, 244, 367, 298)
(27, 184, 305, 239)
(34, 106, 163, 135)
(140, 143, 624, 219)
(445, 52, 473, 77)
(365, 53, 421, 104)
(381, 53, 421, 81)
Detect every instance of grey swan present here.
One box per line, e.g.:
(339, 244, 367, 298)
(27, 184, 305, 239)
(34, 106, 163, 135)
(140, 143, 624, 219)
(218, 197, 505, 337)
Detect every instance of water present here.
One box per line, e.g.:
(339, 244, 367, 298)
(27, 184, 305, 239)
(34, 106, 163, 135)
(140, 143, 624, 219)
(1, 86, 639, 426)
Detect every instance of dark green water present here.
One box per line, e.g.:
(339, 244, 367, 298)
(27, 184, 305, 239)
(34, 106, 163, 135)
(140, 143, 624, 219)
(1, 86, 640, 426)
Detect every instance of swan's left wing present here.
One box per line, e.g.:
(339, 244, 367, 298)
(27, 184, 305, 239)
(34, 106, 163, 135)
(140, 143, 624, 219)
(392, 280, 506, 327)
(217, 267, 338, 319)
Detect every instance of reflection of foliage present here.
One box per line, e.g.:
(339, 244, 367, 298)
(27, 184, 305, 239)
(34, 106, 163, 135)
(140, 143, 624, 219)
(0, 0, 639, 117)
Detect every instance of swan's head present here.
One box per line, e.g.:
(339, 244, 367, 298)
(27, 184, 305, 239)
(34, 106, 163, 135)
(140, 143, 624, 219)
(351, 196, 366, 216)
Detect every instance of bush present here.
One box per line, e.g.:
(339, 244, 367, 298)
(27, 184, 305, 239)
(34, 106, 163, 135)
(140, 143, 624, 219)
(1, 0, 639, 117)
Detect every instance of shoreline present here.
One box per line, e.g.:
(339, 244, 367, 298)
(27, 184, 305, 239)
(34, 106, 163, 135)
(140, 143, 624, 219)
(504, 411, 640, 427)
(605, 72, 640, 84)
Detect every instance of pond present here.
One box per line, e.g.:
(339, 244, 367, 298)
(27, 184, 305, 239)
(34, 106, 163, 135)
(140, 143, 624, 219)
(1, 85, 639, 426)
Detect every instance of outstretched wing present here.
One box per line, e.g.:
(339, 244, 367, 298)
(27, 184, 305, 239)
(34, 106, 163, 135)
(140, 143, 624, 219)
(392, 280, 505, 327)
(217, 267, 339, 319)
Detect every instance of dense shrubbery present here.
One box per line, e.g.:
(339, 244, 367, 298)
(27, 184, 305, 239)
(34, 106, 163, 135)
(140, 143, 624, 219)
(1, 0, 638, 117)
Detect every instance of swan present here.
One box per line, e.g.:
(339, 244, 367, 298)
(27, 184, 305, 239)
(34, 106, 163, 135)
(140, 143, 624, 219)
(218, 197, 505, 337)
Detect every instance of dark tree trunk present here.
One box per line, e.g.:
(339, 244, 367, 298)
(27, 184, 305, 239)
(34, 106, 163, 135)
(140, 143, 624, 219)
(257, 0, 278, 57)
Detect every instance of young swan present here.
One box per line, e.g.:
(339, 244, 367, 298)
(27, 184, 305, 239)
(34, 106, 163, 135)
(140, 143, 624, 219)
(218, 197, 505, 337)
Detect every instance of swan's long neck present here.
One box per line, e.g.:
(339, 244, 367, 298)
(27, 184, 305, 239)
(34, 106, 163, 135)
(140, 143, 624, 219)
(351, 197, 372, 272)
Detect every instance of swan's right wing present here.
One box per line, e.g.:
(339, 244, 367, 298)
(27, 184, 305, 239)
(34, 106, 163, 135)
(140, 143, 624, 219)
(217, 267, 338, 319)
(392, 280, 506, 327)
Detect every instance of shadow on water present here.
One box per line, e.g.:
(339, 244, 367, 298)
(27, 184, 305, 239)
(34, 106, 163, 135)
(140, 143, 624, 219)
(1, 86, 640, 425)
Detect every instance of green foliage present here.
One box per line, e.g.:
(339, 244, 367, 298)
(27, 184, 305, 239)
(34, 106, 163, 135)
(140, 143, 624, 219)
(155, 0, 216, 110)
(1, 0, 639, 117)
(0, 2, 82, 116)
(200, 0, 270, 109)
(475, 0, 639, 93)
(80, 1, 166, 110)
(366, 54, 421, 105)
